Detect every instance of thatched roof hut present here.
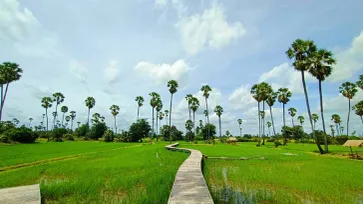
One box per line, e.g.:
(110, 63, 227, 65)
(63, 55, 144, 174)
(343, 140, 363, 147)
(227, 137, 238, 144)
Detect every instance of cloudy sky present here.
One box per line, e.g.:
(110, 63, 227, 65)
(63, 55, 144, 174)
(1, 0, 363, 135)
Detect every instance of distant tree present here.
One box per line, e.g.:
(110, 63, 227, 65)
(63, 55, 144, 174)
(135, 96, 144, 119)
(311, 113, 319, 130)
(201, 85, 212, 142)
(185, 119, 194, 141)
(352, 101, 363, 124)
(297, 116, 304, 128)
(330, 125, 335, 137)
(237, 119, 243, 137)
(331, 114, 342, 135)
(69, 111, 76, 131)
(61, 105, 68, 126)
(149, 92, 160, 135)
(128, 119, 151, 142)
(158, 112, 164, 134)
(266, 90, 278, 136)
(65, 116, 71, 127)
(41, 97, 52, 131)
(156, 98, 163, 135)
(190, 97, 199, 135)
(356, 74, 363, 90)
(52, 92, 65, 129)
(110, 105, 120, 134)
(28, 117, 33, 128)
(85, 97, 96, 127)
(164, 110, 169, 126)
(288, 107, 297, 126)
(339, 82, 358, 135)
(185, 94, 193, 120)
(12, 118, 19, 126)
(267, 121, 272, 136)
(167, 80, 179, 143)
(214, 105, 224, 137)
(277, 88, 292, 128)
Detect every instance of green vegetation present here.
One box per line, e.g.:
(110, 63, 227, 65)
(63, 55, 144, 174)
(0, 142, 188, 203)
(180, 142, 363, 204)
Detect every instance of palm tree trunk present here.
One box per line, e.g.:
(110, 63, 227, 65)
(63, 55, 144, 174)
(257, 102, 261, 145)
(152, 107, 155, 135)
(292, 117, 294, 126)
(46, 108, 49, 131)
(87, 108, 91, 127)
(301, 71, 324, 154)
(336, 124, 339, 136)
(0, 83, 10, 121)
(239, 125, 242, 137)
(0, 84, 3, 121)
(53, 104, 59, 129)
(156, 111, 159, 135)
(169, 93, 173, 143)
(188, 104, 191, 121)
(347, 99, 351, 136)
(283, 103, 286, 127)
(318, 80, 327, 134)
(361, 116, 363, 124)
(205, 97, 210, 143)
(270, 106, 276, 136)
(71, 119, 74, 131)
(218, 116, 222, 137)
(114, 115, 117, 134)
(262, 102, 265, 145)
(193, 111, 196, 137)
(137, 106, 140, 120)
(62, 113, 65, 127)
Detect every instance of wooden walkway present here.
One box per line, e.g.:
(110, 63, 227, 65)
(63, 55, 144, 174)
(165, 143, 214, 204)
(0, 184, 41, 204)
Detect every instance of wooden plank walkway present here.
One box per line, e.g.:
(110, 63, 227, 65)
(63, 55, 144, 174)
(166, 143, 214, 204)
(0, 184, 41, 204)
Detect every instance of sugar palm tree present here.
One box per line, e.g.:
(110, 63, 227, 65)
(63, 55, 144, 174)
(149, 92, 160, 135)
(77, 121, 81, 128)
(65, 116, 71, 128)
(42, 114, 45, 130)
(52, 92, 65, 128)
(203, 110, 208, 124)
(297, 116, 304, 130)
(309, 49, 336, 134)
(156, 99, 163, 135)
(339, 82, 358, 135)
(164, 110, 169, 126)
(352, 101, 363, 124)
(201, 85, 212, 124)
(12, 118, 19, 126)
(110, 105, 120, 133)
(356, 74, 363, 90)
(185, 94, 193, 120)
(28, 117, 33, 128)
(190, 97, 200, 135)
(41, 97, 52, 131)
(311, 113, 319, 130)
(266, 121, 271, 136)
(260, 111, 266, 143)
(70, 111, 76, 130)
(277, 88, 292, 128)
(330, 125, 335, 137)
(0, 62, 23, 121)
(331, 114, 342, 135)
(288, 107, 297, 126)
(237, 119, 243, 137)
(158, 112, 164, 134)
(185, 119, 194, 141)
(214, 105, 223, 137)
(340, 126, 344, 134)
(266, 90, 278, 136)
(85, 97, 96, 127)
(251, 84, 262, 142)
(61, 106, 68, 126)
(167, 80, 179, 143)
(287, 39, 324, 154)
(135, 96, 144, 119)
(259, 82, 272, 145)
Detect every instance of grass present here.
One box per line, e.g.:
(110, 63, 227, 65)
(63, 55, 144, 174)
(180, 142, 363, 204)
(0, 142, 188, 203)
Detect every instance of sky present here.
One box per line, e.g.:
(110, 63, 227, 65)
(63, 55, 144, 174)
(1, 0, 363, 136)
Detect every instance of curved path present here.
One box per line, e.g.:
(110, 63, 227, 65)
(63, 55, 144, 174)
(165, 143, 214, 204)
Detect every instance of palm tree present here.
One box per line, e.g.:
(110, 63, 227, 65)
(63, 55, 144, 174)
(331, 114, 342, 135)
(190, 97, 200, 135)
(352, 101, 363, 124)
(267, 121, 272, 136)
(203, 110, 208, 124)
(185, 94, 193, 120)
(201, 85, 212, 125)
(297, 115, 304, 129)
(28, 117, 33, 128)
(0, 62, 23, 121)
(42, 114, 45, 130)
(259, 82, 272, 145)
(311, 113, 319, 130)
(158, 112, 164, 133)
(52, 92, 65, 128)
(356, 74, 363, 90)
(339, 82, 358, 135)
(156, 99, 163, 135)
(288, 107, 297, 126)
(237, 119, 243, 137)
(266, 91, 278, 136)
(164, 110, 169, 126)
(277, 88, 292, 128)
(214, 105, 223, 137)
(167, 80, 179, 143)
(77, 121, 81, 128)
(41, 97, 52, 131)
(309, 49, 336, 134)
(70, 111, 76, 130)
(287, 39, 324, 154)
(260, 111, 266, 143)
(85, 97, 96, 127)
(61, 106, 68, 126)
(65, 116, 71, 128)
(12, 118, 19, 126)
(340, 126, 344, 134)
(149, 92, 160, 135)
(185, 119, 194, 141)
(110, 105, 120, 134)
(330, 125, 335, 137)
(251, 84, 262, 143)
(135, 96, 144, 119)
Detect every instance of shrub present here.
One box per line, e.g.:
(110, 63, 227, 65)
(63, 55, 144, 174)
(220, 136, 228, 143)
(200, 123, 216, 141)
(88, 123, 108, 140)
(0, 121, 16, 134)
(313, 130, 333, 145)
(52, 128, 68, 139)
(103, 130, 114, 142)
(349, 136, 360, 140)
(243, 134, 253, 139)
(129, 119, 151, 142)
(7, 126, 38, 143)
(115, 131, 132, 142)
(266, 138, 275, 142)
(0, 134, 9, 143)
(282, 126, 305, 145)
(185, 132, 195, 142)
(160, 125, 184, 141)
(335, 135, 349, 145)
(64, 133, 75, 141)
(74, 124, 89, 137)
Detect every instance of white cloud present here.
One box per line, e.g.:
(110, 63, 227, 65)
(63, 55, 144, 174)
(329, 31, 363, 82)
(176, 3, 246, 55)
(259, 63, 314, 94)
(228, 84, 255, 110)
(154, 0, 167, 9)
(69, 60, 88, 84)
(134, 59, 189, 85)
(104, 60, 120, 84)
(0, 0, 40, 42)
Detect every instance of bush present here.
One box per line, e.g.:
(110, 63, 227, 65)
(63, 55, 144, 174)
(89, 123, 108, 140)
(115, 131, 132, 142)
(236, 137, 250, 142)
(220, 136, 228, 143)
(64, 133, 75, 141)
(313, 130, 333, 145)
(0, 121, 16, 134)
(129, 119, 151, 142)
(52, 128, 68, 139)
(243, 134, 253, 139)
(7, 126, 38, 143)
(160, 125, 184, 141)
(335, 135, 349, 145)
(200, 123, 216, 141)
(103, 130, 114, 142)
(349, 136, 360, 140)
(0, 134, 9, 143)
(74, 124, 89, 137)
(185, 132, 195, 142)
(282, 126, 305, 145)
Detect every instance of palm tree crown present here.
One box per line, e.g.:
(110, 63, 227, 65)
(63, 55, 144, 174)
(167, 80, 179, 94)
(356, 74, 363, 90)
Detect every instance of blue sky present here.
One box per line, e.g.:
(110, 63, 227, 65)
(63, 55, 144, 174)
(1, 0, 363, 135)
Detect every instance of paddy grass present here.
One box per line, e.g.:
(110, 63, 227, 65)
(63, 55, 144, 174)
(180, 142, 363, 204)
(0, 142, 188, 203)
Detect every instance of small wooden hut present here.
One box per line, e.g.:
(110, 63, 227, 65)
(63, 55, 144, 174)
(227, 137, 238, 145)
(343, 140, 363, 153)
